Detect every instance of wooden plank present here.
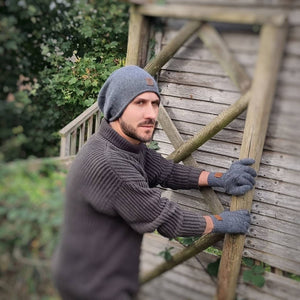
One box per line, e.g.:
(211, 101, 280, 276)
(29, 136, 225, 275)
(243, 247, 300, 275)
(216, 23, 288, 300)
(159, 69, 240, 92)
(138, 4, 288, 26)
(198, 23, 251, 92)
(59, 102, 98, 136)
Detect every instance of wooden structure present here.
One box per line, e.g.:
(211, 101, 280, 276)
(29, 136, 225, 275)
(59, 1, 300, 299)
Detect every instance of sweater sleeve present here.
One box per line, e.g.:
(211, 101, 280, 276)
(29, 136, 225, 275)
(80, 147, 206, 238)
(144, 148, 203, 189)
(112, 174, 206, 238)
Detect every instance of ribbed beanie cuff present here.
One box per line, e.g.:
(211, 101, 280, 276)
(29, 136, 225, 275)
(97, 65, 160, 121)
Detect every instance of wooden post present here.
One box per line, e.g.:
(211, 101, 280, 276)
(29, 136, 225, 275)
(216, 22, 288, 300)
(126, 5, 150, 66)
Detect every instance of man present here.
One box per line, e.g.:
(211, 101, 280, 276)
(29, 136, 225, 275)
(52, 66, 256, 300)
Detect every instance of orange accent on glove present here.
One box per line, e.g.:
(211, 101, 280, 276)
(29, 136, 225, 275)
(214, 214, 223, 221)
(214, 172, 223, 178)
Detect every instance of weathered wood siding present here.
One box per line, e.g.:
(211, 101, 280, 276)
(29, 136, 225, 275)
(135, 0, 300, 297)
(138, 233, 300, 300)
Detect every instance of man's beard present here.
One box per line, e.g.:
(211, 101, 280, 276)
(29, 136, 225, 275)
(119, 118, 155, 143)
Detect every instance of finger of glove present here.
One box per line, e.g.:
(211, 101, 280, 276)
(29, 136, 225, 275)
(237, 158, 255, 166)
(238, 222, 250, 234)
(234, 209, 250, 217)
(243, 166, 257, 177)
(237, 174, 256, 186)
(230, 163, 257, 177)
(228, 184, 253, 195)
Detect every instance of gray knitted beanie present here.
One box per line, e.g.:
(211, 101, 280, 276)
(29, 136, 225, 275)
(97, 65, 160, 122)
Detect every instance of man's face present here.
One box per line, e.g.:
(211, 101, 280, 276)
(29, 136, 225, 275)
(116, 92, 160, 144)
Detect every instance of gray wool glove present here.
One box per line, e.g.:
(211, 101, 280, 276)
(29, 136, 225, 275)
(211, 210, 251, 234)
(208, 158, 257, 196)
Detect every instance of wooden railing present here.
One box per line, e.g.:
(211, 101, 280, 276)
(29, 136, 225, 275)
(59, 102, 101, 157)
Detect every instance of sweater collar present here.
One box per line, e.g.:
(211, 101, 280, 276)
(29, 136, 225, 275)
(98, 119, 145, 154)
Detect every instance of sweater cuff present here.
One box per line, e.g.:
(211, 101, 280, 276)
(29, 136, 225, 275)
(176, 210, 207, 236)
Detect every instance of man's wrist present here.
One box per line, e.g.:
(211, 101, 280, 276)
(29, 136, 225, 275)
(207, 172, 224, 187)
(198, 171, 210, 186)
(203, 215, 214, 234)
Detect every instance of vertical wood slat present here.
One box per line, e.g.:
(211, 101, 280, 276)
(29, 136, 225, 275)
(79, 122, 85, 149)
(60, 134, 70, 157)
(216, 22, 288, 300)
(70, 130, 77, 156)
(87, 116, 93, 139)
(95, 111, 101, 132)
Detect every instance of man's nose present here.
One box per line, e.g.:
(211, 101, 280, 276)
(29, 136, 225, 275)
(144, 104, 157, 119)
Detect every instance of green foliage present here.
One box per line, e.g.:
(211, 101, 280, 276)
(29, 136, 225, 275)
(242, 258, 265, 288)
(158, 247, 174, 262)
(207, 257, 221, 277)
(0, 159, 66, 298)
(176, 236, 199, 246)
(147, 140, 160, 150)
(1, 0, 129, 162)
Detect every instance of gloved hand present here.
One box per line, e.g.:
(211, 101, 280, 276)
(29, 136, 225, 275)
(204, 210, 251, 234)
(208, 158, 257, 196)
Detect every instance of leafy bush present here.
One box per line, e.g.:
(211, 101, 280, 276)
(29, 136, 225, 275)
(1, 0, 129, 162)
(0, 159, 67, 299)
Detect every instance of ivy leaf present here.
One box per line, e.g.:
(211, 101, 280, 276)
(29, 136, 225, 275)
(242, 257, 254, 267)
(68, 77, 77, 85)
(243, 268, 265, 288)
(147, 141, 160, 150)
(207, 258, 221, 277)
(158, 247, 174, 262)
(252, 265, 265, 275)
(176, 236, 199, 246)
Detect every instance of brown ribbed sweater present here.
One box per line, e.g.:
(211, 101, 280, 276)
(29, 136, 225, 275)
(52, 119, 206, 300)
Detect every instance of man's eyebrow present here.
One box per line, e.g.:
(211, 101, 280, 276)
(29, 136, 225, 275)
(134, 97, 160, 102)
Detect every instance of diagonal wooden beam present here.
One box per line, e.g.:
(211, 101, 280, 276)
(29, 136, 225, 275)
(158, 100, 224, 214)
(144, 20, 202, 75)
(198, 23, 251, 93)
(140, 232, 223, 285)
(216, 22, 288, 300)
(167, 90, 251, 164)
